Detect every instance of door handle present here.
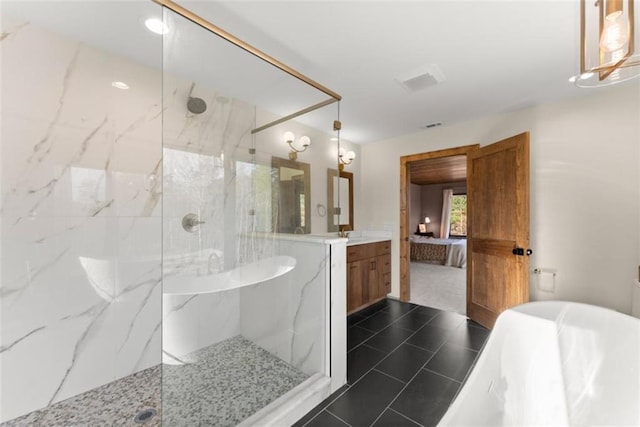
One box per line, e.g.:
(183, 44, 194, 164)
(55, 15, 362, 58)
(512, 247, 533, 256)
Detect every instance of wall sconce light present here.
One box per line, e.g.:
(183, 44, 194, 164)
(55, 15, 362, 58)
(424, 216, 431, 225)
(284, 131, 310, 160)
(573, 0, 640, 87)
(338, 147, 356, 171)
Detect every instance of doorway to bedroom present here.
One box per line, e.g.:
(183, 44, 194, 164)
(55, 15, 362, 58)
(399, 145, 478, 315)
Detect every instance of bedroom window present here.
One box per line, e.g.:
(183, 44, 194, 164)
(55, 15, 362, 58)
(449, 194, 467, 237)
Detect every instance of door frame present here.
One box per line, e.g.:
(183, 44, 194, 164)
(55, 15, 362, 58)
(399, 144, 479, 302)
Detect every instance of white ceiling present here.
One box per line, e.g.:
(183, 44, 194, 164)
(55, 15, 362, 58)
(184, 0, 595, 143)
(3, 0, 630, 143)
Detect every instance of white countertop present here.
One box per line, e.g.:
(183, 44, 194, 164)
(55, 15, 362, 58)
(345, 236, 391, 246)
(241, 230, 392, 246)
(342, 230, 392, 246)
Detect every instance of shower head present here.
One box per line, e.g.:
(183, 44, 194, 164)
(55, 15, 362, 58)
(187, 97, 207, 114)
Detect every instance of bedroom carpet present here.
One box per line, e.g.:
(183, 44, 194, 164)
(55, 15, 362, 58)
(410, 262, 466, 315)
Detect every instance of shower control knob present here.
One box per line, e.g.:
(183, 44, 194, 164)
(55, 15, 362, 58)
(182, 213, 205, 233)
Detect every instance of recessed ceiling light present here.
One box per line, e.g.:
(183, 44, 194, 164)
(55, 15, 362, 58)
(330, 137, 339, 141)
(111, 81, 129, 90)
(568, 75, 578, 83)
(144, 18, 168, 35)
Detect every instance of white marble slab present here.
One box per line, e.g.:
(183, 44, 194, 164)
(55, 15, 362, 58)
(1, 10, 345, 424)
(0, 17, 162, 422)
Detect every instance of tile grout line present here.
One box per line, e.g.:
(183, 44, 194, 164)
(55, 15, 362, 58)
(369, 322, 459, 426)
(339, 305, 427, 425)
(343, 302, 489, 426)
(324, 408, 354, 427)
(347, 306, 421, 354)
(388, 407, 425, 427)
(347, 311, 430, 388)
(344, 340, 405, 388)
(361, 327, 416, 354)
(324, 303, 423, 425)
(451, 335, 490, 400)
(300, 385, 352, 427)
(371, 368, 407, 385)
(403, 341, 435, 353)
(343, 314, 437, 410)
(421, 367, 463, 384)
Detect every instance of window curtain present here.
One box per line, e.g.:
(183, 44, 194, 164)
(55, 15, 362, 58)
(440, 188, 453, 239)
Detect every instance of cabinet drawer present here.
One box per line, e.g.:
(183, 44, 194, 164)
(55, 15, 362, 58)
(347, 245, 366, 262)
(347, 240, 391, 261)
(376, 240, 391, 255)
(347, 244, 375, 262)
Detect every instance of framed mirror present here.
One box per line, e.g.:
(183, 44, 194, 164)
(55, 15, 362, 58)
(272, 157, 311, 234)
(327, 169, 354, 232)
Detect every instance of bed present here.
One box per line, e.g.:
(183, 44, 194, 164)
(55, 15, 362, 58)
(410, 236, 467, 268)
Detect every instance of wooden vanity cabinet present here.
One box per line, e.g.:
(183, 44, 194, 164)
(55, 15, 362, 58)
(347, 240, 391, 314)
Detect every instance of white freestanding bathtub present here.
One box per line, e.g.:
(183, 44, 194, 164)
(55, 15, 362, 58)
(438, 301, 640, 426)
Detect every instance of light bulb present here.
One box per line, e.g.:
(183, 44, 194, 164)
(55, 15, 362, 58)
(338, 147, 346, 157)
(283, 131, 295, 144)
(599, 10, 629, 52)
(299, 135, 311, 147)
(346, 151, 355, 161)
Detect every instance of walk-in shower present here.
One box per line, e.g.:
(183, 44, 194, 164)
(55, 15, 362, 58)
(0, 1, 345, 425)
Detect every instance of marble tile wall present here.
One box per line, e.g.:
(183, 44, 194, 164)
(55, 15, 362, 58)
(1, 8, 341, 424)
(159, 16, 336, 372)
(239, 239, 329, 376)
(0, 16, 162, 422)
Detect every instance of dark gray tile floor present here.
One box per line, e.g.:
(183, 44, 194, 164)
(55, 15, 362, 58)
(293, 299, 490, 427)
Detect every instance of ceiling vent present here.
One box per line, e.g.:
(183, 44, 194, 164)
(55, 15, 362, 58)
(395, 64, 446, 93)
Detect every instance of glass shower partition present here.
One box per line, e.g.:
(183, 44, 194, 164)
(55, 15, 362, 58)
(160, 5, 341, 425)
(0, 1, 343, 425)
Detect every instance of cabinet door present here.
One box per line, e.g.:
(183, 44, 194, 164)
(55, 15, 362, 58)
(377, 254, 391, 297)
(366, 258, 379, 300)
(347, 261, 364, 312)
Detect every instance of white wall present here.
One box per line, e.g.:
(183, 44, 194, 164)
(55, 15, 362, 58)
(359, 84, 640, 314)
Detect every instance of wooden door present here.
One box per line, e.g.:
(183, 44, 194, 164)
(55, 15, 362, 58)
(467, 132, 530, 328)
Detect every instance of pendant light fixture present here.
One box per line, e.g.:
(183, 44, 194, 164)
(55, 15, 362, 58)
(573, 0, 640, 87)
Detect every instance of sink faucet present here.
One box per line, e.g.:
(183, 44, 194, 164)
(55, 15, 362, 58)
(338, 226, 351, 239)
(293, 226, 304, 234)
(208, 251, 222, 274)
